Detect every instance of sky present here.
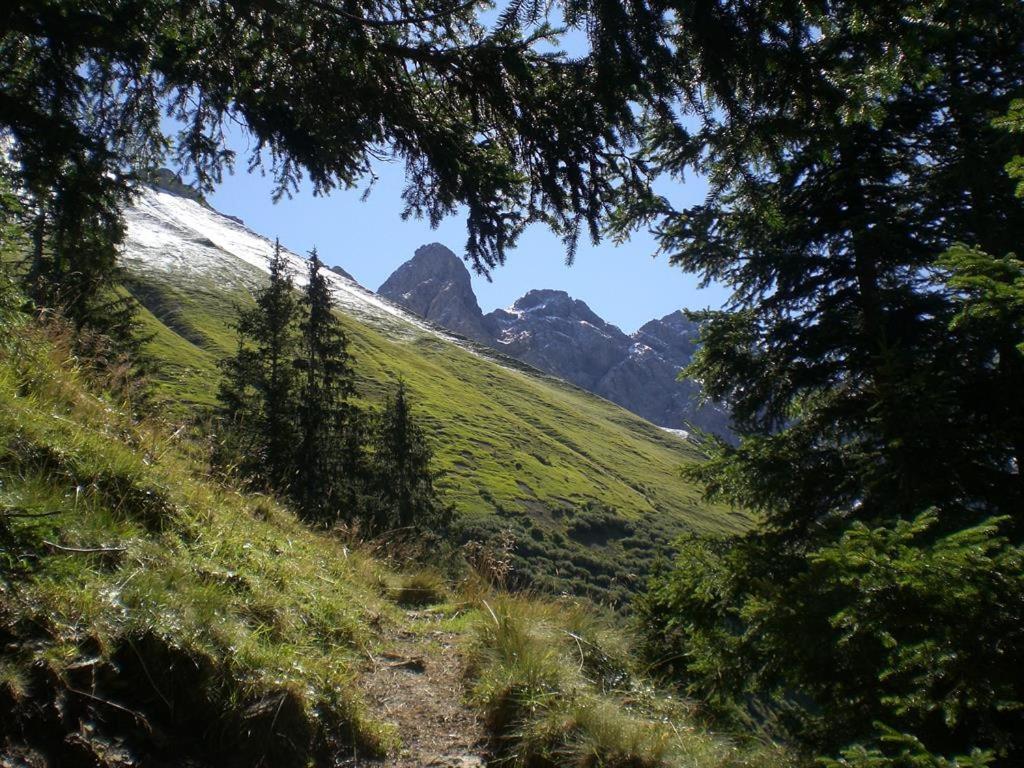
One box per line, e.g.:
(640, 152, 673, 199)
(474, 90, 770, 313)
(187, 14, 728, 335)
(204, 150, 728, 334)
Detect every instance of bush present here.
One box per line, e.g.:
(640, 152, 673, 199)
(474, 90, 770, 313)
(638, 515, 1024, 765)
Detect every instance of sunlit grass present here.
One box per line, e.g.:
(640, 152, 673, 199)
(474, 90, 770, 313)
(464, 593, 792, 768)
(129, 263, 746, 605)
(0, 316, 396, 761)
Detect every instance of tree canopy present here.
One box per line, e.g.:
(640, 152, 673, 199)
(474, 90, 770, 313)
(1, 0, 667, 275)
(632, 2, 1024, 765)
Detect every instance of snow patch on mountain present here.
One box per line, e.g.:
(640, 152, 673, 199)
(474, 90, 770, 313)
(122, 186, 464, 342)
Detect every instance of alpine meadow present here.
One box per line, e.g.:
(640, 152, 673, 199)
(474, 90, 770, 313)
(1, 1, 1023, 767)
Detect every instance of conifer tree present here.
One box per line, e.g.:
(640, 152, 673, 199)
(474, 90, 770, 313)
(3, 0, 650, 286)
(218, 240, 300, 491)
(630, 2, 1024, 764)
(370, 382, 449, 534)
(293, 249, 357, 523)
(12, 146, 147, 371)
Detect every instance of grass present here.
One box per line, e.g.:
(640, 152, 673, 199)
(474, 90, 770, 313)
(0, 283, 790, 767)
(0, 310, 402, 765)
(392, 568, 448, 607)
(124, 256, 748, 605)
(463, 593, 790, 768)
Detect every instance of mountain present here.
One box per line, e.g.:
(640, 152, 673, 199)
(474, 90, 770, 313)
(118, 184, 747, 606)
(485, 289, 631, 391)
(378, 249, 731, 436)
(376, 242, 491, 343)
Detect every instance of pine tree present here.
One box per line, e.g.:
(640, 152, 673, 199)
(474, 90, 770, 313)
(3, 0, 648, 285)
(12, 146, 147, 377)
(293, 249, 357, 523)
(369, 382, 449, 534)
(218, 240, 300, 491)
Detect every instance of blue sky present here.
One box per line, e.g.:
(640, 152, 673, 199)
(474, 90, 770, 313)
(205, 151, 728, 334)
(188, 12, 728, 334)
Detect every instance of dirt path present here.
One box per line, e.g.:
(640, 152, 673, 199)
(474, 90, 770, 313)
(351, 608, 486, 767)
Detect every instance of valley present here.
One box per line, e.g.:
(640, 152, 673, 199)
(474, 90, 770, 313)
(119, 184, 747, 605)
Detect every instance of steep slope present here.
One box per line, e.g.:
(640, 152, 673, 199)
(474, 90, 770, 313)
(119, 185, 747, 604)
(0, 303, 782, 768)
(597, 312, 732, 437)
(0, 310, 394, 766)
(379, 250, 732, 436)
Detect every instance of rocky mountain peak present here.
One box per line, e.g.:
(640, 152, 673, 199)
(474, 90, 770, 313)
(414, 242, 474, 280)
(377, 243, 491, 343)
(632, 310, 701, 364)
(509, 289, 609, 328)
(378, 244, 732, 438)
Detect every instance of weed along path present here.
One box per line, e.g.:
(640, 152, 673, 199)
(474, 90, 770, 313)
(355, 607, 486, 767)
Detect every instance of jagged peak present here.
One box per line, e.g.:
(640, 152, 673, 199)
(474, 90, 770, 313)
(512, 288, 571, 308)
(377, 242, 490, 342)
(145, 167, 208, 207)
(633, 309, 699, 340)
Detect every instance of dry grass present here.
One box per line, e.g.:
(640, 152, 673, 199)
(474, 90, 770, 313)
(463, 593, 792, 768)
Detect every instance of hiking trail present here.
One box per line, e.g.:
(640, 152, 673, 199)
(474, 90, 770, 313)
(350, 607, 486, 767)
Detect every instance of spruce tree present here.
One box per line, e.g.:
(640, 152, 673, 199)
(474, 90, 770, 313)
(629, 1, 1024, 764)
(12, 145, 147, 373)
(3, 0, 649, 285)
(370, 382, 449, 534)
(293, 249, 357, 524)
(218, 240, 300, 491)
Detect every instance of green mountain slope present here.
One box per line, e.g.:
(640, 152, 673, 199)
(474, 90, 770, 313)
(0, 291, 783, 768)
(121, 186, 746, 604)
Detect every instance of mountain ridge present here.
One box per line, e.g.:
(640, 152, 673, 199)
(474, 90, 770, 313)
(377, 243, 731, 436)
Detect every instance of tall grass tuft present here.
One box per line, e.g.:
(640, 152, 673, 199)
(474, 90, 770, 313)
(465, 594, 793, 768)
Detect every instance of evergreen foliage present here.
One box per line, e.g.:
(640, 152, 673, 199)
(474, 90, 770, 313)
(0, 160, 150, 393)
(2, 0, 649, 279)
(369, 381, 452, 535)
(631, 1, 1024, 765)
(217, 249, 447, 533)
(294, 249, 359, 523)
(217, 240, 301, 492)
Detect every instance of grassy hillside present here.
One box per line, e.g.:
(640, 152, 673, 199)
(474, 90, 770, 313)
(124, 256, 746, 605)
(0, 307, 395, 765)
(0, 300, 786, 767)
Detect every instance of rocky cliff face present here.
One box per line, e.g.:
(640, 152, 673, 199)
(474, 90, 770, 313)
(379, 246, 732, 437)
(377, 243, 492, 343)
(597, 312, 732, 437)
(485, 289, 631, 391)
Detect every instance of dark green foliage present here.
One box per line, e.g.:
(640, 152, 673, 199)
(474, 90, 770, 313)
(218, 252, 448, 532)
(294, 249, 359, 523)
(218, 241, 301, 492)
(0, 163, 151, 397)
(629, 1, 1024, 766)
(368, 381, 451, 534)
(641, 517, 1024, 765)
(995, 99, 1024, 199)
(462, 500, 681, 608)
(2, 0, 646, 278)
